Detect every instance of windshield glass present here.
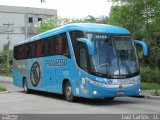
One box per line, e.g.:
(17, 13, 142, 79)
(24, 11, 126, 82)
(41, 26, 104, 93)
(86, 33, 139, 78)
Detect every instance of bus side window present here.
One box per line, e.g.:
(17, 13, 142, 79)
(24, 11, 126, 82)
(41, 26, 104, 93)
(64, 40, 70, 56)
(18, 46, 25, 59)
(21, 47, 24, 59)
(36, 40, 44, 57)
(69, 31, 84, 50)
(27, 43, 35, 59)
(79, 47, 88, 71)
(17, 47, 21, 59)
(48, 37, 56, 56)
(44, 37, 56, 56)
(13, 47, 18, 60)
(26, 45, 29, 59)
(43, 40, 48, 56)
(56, 33, 70, 57)
(69, 30, 84, 61)
(56, 36, 63, 55)
(24, 46, 27, 59)
(77, 42, 88, 71)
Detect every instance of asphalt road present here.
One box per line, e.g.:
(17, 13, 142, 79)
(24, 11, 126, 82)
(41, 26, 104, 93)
(0, 76, 160, 114)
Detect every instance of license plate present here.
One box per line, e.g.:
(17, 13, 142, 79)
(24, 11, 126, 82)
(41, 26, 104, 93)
(116, 91, 124, 95)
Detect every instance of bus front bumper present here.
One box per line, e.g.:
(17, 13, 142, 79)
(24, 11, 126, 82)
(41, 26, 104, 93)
(89, 82, 141, 99)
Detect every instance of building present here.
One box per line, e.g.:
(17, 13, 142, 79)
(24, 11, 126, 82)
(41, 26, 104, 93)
(0, 5, 57, 49)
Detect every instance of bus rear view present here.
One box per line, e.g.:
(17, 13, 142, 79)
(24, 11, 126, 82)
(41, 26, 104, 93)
(13, 23, 148, 102)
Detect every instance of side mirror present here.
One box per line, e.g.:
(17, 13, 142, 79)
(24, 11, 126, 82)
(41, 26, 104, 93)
(77, 38, 94, 56)
(134, 40, 148, 56)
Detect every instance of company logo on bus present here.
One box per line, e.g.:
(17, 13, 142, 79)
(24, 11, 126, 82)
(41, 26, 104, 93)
(46, 58, 67, 66)
(30, 62, 41, 87)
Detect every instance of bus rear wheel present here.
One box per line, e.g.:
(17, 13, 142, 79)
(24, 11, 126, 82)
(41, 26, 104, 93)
(23, 79, 30, 94)
(64, 82, 75, 102)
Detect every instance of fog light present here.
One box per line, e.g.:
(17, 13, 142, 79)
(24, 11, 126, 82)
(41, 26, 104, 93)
(93, 90, 97, 95)
(139, 89, 141, 92)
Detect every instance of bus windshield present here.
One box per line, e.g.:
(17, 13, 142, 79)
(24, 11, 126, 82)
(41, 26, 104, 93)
(86, 33, 139, 78)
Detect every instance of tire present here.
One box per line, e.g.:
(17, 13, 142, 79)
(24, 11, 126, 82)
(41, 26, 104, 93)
(23, 79, 30, 94)
(104, 97, 115, 100)
(64, 82, 75, 102)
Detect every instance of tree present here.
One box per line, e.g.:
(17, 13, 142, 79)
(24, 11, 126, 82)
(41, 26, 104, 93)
(109, 0, 160, 84)
(83, 15, 108, 24)
(109, 0, 145, 39)
(108, 0, 160, 68)
(0, 42, 13, 73)
(109, 0, 160, 42)
(38, 15, 108, 33)
(38, 16, 83, 33)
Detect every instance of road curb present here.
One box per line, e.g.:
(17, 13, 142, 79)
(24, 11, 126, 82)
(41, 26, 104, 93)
(143, 95, 160, 100)
(132, 90, 160, 100)
(0, 90, 10, 94)
(0, 76, 13, 83)
(140, 90, 160, 100)
(132, 95, 160, 100)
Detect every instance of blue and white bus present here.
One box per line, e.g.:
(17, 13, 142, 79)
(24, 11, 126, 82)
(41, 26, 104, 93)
(13, 23, 148, 102)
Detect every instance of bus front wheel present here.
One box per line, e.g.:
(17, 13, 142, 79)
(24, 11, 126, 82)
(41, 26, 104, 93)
(64, 82, 75, 102)
(23, 79, 30, 94)
(104, 97, 115, 100)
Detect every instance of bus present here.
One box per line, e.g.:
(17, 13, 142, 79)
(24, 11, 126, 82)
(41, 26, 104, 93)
(13, 23, 148, 102)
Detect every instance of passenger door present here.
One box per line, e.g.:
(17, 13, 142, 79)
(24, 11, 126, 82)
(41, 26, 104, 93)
(77, 42, 90, 97)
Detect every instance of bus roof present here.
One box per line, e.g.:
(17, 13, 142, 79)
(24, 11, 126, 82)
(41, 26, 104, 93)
(16, 23, 130, 46)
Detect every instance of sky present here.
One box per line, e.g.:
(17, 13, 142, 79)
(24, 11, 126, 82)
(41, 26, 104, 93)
(0, 0, 112, 18)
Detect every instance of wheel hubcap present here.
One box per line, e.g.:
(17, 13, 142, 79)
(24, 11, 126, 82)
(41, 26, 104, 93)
(24, 82, 27, 92)
(66, 86, 72, 98)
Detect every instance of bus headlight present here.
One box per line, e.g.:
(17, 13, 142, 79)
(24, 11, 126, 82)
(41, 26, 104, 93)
(139, 89, 141, 92)
(93, 90, 97, 95)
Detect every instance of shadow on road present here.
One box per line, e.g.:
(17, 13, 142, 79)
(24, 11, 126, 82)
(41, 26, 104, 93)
(75, 98, 136, 106)
(18, 90, 138, 106)
(19, 90, 65, 100)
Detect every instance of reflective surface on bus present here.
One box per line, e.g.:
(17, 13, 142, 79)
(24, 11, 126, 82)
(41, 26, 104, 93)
(86, 33, 139, 79)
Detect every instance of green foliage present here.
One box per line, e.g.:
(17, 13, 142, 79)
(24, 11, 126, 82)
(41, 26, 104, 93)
(147, 45, 160, 67)
(0, 72, 13, 78)
(140, 66, 160, 84)
(141, 83, 160, 90)
(0, 85, 6, 92)
(108, 5, 131, 28)
(0, 43, 13, 73)
(38, 16, 71, 33)
(109, 0, 160, 42)
(109, 0, 160, 83)
(38, 15, 108, 33)
(37, 4, 160, 84)
(109, 0, 151, 39)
